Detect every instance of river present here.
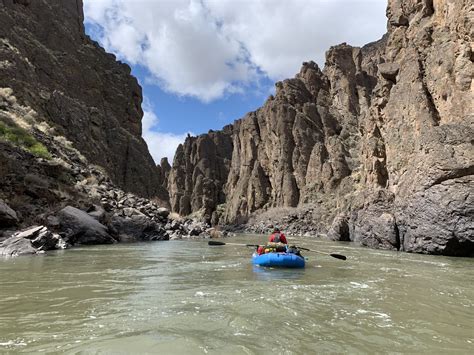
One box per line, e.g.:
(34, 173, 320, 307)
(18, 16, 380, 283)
(0, 235, 473, 354)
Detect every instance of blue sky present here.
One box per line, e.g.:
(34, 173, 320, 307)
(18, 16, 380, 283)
(129, 63, 274, 134)
(83, 0, 387, 163)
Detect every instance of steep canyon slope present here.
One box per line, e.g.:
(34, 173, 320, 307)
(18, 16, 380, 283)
(168, 0, 473, 256)
(0, 0, 193, 251)
(0, 0, 167, 200)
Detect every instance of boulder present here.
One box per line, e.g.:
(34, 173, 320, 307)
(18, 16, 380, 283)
(208, 228, 222, 239)
(0, 199, 19, 228)
(167, 219, 182, 231)
(156, 207, 170, 218)
(189, 226, 202, 236)
(122, 207, 145, 217)
(15, 225, 67, 251)
(0, 236, 37, 257)
(87, 204, 106, 223)
(0, 225, 68, 257)
(55, 206, 115, 245)
(328, 213, 350, 241)
(352, 209, 399, 251)
(109, 215, 169, 242)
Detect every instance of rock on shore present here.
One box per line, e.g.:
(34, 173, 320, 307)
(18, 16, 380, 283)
(0, 225, 66, 257)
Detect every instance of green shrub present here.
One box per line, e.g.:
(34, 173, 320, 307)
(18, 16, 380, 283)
(28, 142, 51, 159)
(0, 120, 51, 159)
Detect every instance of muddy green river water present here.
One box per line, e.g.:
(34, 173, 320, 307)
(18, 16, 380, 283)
(0, 235, 473, 354)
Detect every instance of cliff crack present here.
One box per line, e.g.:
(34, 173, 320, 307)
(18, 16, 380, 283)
(428, 166, 474, 189)
(417, 58, 441, 126)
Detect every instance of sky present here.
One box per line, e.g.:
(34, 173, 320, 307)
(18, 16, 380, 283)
(83, 0, 387, 164)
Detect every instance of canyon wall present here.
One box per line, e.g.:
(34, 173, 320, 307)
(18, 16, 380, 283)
(168, 127, 233, 222)
(0, 0, 167, 201)
(168, 0, 473, 256)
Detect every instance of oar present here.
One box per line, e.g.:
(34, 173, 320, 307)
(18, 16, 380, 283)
(297, 247, 347, 260)
(208, 241, 260, 248)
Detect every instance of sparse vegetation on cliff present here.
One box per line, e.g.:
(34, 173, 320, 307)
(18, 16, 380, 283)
(0, 120, 51, 159)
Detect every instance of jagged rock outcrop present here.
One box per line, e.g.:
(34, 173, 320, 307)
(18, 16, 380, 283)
(168, 0, 473, 256)
(223, 45, 383, 224)
(0, 0, 167, 200)
(157, 157, 171, 192)
(168, 127, 233, 223)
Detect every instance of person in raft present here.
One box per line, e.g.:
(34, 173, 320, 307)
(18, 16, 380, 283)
(257, 227, 288, 254)
(269, 227, 287, 244)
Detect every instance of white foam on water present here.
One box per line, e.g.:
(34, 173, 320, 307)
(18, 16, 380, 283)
(380, 267, 402, 272)
(356, 309, 393, 327)
(219, 263, 241, 269)
(0, 340, 27, 347)
(195, 291, 216, 297)
(406, 259, 448, 267)
(350, 282, 370, 289)
(368, 278, 386, 283)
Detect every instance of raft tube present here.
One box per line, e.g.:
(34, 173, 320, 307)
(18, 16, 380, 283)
(252, 252, 305, 268)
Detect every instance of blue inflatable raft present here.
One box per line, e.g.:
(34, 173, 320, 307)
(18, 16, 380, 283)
(252, 252, 305, 268)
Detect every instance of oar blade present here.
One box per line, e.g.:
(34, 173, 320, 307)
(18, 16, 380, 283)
(208, 241, 226, 246)
(330, 253, 347, 260)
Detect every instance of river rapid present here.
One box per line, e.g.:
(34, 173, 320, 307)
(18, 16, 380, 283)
(0, 235, 473, 354)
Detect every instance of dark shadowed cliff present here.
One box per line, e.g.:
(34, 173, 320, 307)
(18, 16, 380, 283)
(0, 0, 167, 200)
(167, 0, 473, 256)
(0, 0, 200, 252)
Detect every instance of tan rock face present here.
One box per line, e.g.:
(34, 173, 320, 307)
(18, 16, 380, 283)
(0, 0, 167, 199)
(168, 127, 233, 223)
(168, 0, 473, 255)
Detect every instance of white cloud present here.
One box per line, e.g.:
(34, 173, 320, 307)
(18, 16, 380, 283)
(83, 0, 387, 102)
(141, 100, 191, 164)
(206, 0, 387, 79)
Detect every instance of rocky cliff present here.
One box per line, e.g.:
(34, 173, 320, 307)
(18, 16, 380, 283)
(168, 127, 233, 223)
(0, 0, 167, 200)
(168, 0, 473, 256)
(0, 0, 208, 255)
